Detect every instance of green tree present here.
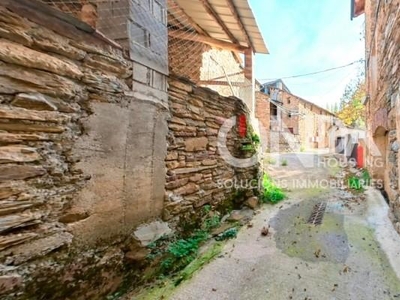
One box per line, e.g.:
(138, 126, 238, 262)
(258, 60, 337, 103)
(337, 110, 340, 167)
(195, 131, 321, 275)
(337, 78, 366, 128)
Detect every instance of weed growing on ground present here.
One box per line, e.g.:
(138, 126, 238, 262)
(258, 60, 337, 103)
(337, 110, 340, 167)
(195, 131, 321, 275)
(265, 156, 277, 165)
(347, 169, 371, 191)
(215, 228, 238, 241)
(161, 230, 208, 274)
(261, 174, 286, 204)
(281, 159, 288, 166)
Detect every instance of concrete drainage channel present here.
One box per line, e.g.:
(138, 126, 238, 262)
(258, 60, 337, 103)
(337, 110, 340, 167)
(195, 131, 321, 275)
(307, 202, 327, 225)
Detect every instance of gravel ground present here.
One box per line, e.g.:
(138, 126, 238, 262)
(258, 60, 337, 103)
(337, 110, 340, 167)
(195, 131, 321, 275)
(170, 153, 400, 300)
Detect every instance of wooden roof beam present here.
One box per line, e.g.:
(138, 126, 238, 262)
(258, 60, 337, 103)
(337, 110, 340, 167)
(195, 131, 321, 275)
(167, 0, 209, 36)
(226, 0, 254, 50)
(168, 29, 247, 52)
(199, 0, 239, 44)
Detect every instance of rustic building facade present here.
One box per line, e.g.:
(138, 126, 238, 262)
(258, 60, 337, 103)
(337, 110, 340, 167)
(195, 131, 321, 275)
(353, 0, 400, 233)
(257, 80, 336, 152)
(0, 0, 267, 298)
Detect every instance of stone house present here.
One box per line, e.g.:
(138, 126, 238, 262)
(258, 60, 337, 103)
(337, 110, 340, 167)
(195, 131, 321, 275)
(257, 79, 336, 152)
(352, 0, 400, 233)
(0, 0, 267, 298)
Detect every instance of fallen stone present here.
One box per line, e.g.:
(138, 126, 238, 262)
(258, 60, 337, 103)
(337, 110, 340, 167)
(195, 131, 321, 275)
(134, 220, 172, 246)
(227, 208, 254, 224)
(245, 196, 259, 209)
(211, 223, 236, 237)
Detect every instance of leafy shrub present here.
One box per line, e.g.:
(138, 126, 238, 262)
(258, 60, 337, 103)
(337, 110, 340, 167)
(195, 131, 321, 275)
(281, 159, 288, 166)
(215, 228, 238, 241)
(203, 215, 221, 231)
(161, 230, 208, 274)
(348, 176, 363, 190)
(261, 174, 286, 204)
(251, 133, 261, 145)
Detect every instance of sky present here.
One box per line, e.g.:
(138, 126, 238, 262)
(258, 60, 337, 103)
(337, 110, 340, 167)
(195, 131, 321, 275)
(249, 0, 365, 110)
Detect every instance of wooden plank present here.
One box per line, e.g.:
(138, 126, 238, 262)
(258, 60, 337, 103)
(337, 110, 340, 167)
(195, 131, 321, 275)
(199, 0, 239, 44)
(198, 80, 248, 87)
(168, 0, 209, 36)
(226, 0, 253, 49)
(244, 48, 253, 80)
(168, 29, 246, 52)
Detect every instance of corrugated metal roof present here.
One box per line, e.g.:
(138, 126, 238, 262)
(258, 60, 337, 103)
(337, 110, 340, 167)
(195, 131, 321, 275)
(171, 0, 269, 54)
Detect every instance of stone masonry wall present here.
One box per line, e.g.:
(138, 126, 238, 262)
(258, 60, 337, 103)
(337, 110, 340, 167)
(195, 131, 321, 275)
(255, 92, 270, 147)
(0, 3, 169, 299)
(164, 77, 259, 226)
(255, 89, 333, 152)
(364, 0, 400, 233)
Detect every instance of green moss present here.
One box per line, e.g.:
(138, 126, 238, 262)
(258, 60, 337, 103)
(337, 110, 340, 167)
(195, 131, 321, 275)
(345, 224, 400, 291)
(134, 243, 224, 300)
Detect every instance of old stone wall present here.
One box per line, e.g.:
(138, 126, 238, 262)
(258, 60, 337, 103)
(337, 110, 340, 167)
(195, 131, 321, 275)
(364, 0, 400, 233)
(164, 77, 259, 226)
(298, 101, 333, 150)
(255, 91, 270, 147)
(0, 3, 169, 299)
(255, 89, 334, 152)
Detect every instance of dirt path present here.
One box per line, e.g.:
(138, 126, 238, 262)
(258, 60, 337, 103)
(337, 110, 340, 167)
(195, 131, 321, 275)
(170, 153, 400, 300)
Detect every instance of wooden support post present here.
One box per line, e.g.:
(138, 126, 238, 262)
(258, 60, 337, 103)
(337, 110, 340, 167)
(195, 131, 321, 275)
(244, 48, 255, 115)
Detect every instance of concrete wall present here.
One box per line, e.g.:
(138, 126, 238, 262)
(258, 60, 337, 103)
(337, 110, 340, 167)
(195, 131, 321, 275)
(0, 3, 169, 298)
(364, 0, 400, 233)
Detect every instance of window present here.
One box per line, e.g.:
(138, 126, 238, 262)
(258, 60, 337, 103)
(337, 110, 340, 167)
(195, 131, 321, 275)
(271, 104, 278, 116)
(130, 21, 150, 48)
(288, 113, 292, 118)
(287, 98, 291, 104)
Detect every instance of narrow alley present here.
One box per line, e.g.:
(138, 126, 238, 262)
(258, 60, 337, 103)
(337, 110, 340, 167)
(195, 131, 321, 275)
(0, 0, 399, 299)
(170, 154, 400, 300)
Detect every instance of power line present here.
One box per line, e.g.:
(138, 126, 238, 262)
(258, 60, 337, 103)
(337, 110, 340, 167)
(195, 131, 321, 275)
(259, 59, 364, 81)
